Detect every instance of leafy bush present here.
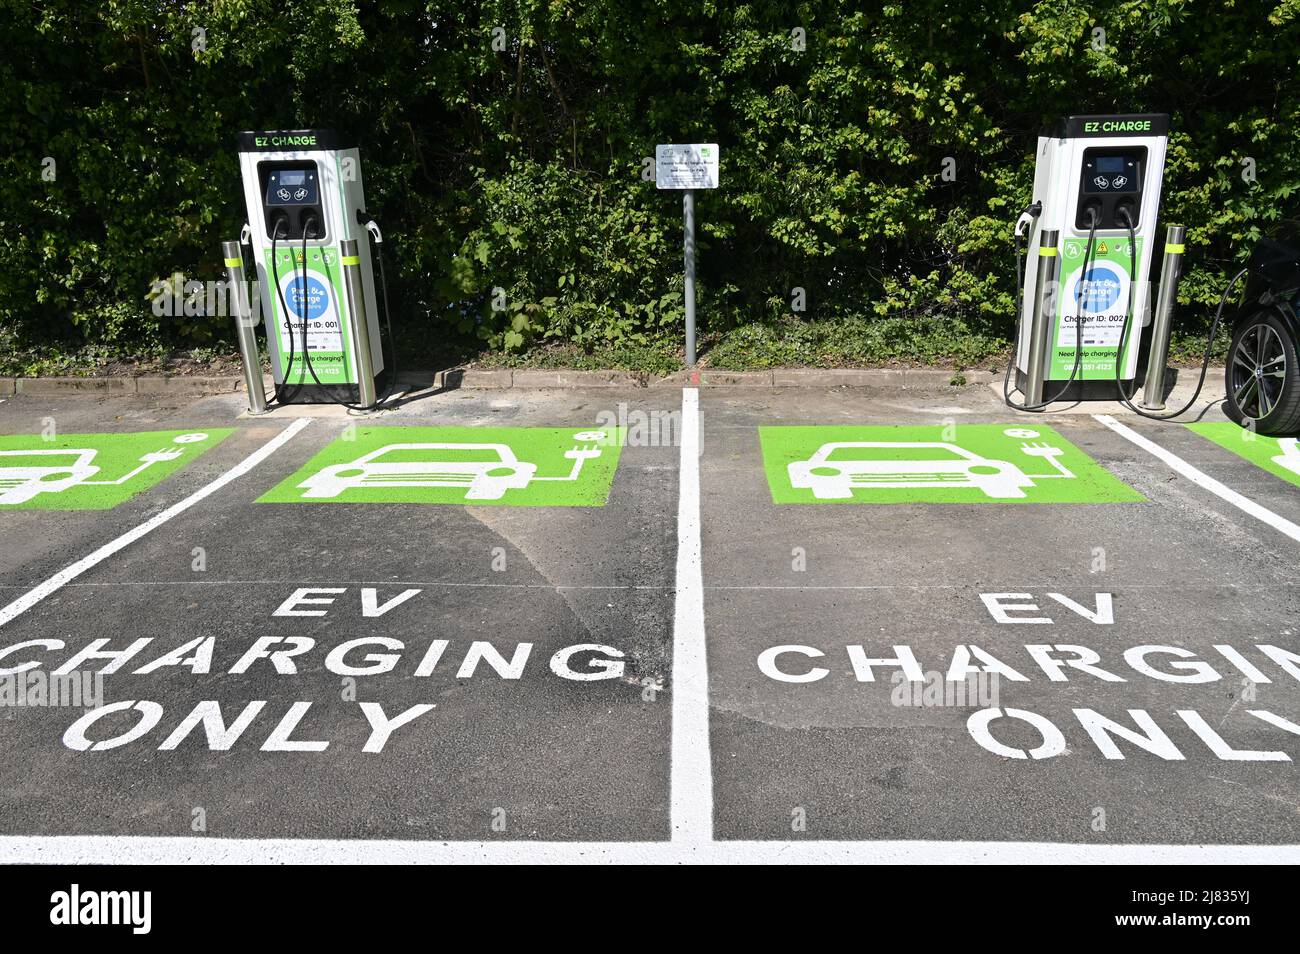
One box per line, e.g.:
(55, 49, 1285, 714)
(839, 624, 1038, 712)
(1, 1, 1297, 365)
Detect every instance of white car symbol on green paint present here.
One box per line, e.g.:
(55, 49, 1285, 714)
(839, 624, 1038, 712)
(0, 449, 100, 504)
(298, 443, 539, 500)
(1272, 438, 1300, 477)
(0, 439, 198, 504)
(787, 442, 1035, 499)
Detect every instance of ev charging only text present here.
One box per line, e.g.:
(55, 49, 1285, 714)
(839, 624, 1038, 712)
(8, 586, 1298, 764)
(0, 587, 629, 755)
(757, 591, 1300, 765)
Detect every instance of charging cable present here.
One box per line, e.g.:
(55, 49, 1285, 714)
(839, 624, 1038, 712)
(267, 216, 305, 406)
(286, 214, 400, 412)
(295, 218, 374, 410)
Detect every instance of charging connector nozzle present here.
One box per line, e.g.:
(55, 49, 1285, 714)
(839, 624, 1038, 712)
(1014, 201, 1043, 238)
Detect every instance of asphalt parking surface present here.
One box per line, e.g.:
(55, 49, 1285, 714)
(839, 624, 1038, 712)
(0, 380, 1297, 858)
(701, 389, 1300, 843)
(0, 389, 676, 841)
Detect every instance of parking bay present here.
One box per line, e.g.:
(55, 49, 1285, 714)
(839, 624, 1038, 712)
(0, 390, 678, 841)
(700, 388, 1300, 843)
(2, 385, 1299, 847)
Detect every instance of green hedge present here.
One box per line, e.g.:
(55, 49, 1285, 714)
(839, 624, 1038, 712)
(2, 0, 1298, 362)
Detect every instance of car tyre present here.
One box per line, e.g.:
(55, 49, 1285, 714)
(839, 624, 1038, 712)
(1224, 310, 1300, 436)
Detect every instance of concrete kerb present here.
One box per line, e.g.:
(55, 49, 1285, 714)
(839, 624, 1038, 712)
(14, 376, 136, 396)
(7, 367, 1004, 397)
(443, 367, 998, 390)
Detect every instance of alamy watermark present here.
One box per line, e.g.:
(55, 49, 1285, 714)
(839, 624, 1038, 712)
(891, 670, 1000, 708)
(594, 402, 680, 447)
(1, 670, 105, 711)
(149, 274, 265, 326)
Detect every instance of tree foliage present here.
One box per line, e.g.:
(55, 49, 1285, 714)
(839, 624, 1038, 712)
(1, 0, 1297, 359)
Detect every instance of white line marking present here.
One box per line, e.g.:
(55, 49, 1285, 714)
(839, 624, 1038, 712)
(671, 387, 712, 845)
(702, 581, 1300, 591)
(0, 836, 1294, 865)
(0, 418, 311, 629)
(1, 407, 1294, 864)
(1095, 414, 1300, 544)
(6, 579, 1292, 592)
(0, 580, 671, 591)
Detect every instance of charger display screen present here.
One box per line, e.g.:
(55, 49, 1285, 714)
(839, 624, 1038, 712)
(265, 167, 319, 206)
(1083, 153, 1141, 194)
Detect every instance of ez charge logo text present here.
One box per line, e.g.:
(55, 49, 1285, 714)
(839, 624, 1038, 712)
(1083, 119, 1152, 133)
(253, 134, 318, 148)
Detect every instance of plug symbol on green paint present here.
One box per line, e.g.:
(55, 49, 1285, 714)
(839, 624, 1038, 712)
(1017, 441, 1076, 479)
(80, 447, 186, 486)
(532, 443, 605, 484)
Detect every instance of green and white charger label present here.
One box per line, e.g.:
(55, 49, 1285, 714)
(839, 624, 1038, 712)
(1187, 423, 1300, 488)
(259, 426, 624, 506)
(1052, 237, 1144, 379)
(758, 425, 1142, 504)
(265, 246, 354, 386)
(0, 430, 231, 510)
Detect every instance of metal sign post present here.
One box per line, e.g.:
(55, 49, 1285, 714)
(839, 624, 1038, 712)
(683, 189, 696, 366)
(656, 143, 718, 367)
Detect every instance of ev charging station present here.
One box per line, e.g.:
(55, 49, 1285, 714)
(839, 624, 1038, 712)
(1013, 114, 1169, 405)
(232, 129, 387, 408)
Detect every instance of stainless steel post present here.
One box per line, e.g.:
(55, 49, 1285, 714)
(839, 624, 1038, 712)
(1025, 229, 1060, 406)
(222, 240, 267, 414)
(1140, 225, 1187, 411)
(339, 239, 378, 411)
(684, 189, 696, 367)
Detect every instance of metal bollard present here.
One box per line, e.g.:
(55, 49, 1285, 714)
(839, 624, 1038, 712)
(339, 239, 378, 411)
(1025, 229, 1060, 406)
(1140, 225, 1187, 411)
(222, 240, 267, 414)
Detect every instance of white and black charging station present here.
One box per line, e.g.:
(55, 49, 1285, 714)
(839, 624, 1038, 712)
(1012, 114, 1169, 406)
(234, 129, 387, 407)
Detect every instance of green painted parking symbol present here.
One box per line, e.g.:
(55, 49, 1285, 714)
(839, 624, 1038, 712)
(1187, 422, 1300, 488)
(0, 430, 232, 510)
(259, 426, 625, 506)
(758, 425, 1142, 504)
